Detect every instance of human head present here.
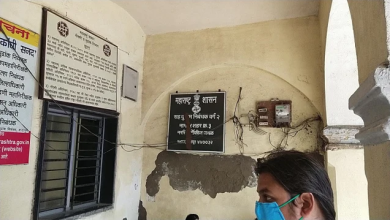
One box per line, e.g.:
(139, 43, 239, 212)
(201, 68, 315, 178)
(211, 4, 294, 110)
(255, 150, 335, 220)
(186, 214, 199, 220)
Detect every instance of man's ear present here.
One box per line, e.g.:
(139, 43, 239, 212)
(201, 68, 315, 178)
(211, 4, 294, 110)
(298, 193, 315, 218)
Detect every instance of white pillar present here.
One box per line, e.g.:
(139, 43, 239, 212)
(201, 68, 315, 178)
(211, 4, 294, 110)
(324, 1, 368, 219)
(350, 66, 390, 219)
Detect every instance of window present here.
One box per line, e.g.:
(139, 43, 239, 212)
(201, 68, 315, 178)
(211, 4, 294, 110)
(34, 102, 118, 220)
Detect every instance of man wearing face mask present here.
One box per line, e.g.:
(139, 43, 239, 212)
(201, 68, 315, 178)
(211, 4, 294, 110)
(255, 150, 336, 220)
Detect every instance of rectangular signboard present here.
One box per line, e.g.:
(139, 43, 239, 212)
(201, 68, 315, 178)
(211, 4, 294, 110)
(167, 92, 226, 153)
(40, 10, 118, 111)
(0, 17, 40, 165)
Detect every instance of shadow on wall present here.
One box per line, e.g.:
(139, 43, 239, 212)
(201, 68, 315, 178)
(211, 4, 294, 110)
(146, 151, 257, 198)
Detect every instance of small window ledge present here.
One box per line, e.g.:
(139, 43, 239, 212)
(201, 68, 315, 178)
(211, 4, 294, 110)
(39, 204, 113, 220)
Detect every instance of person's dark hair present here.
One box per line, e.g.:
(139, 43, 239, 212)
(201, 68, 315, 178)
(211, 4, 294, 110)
(186, 214, 199, 220)
(256, 150, 335, 220)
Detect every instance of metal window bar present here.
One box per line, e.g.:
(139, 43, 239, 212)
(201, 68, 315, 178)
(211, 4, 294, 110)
(97, 118, 105, 203)
(41, 177, 68, 182)
(70, 111, 104, 209)
(39, 105, 74, 215)
(38, 102, 111, 218)
(70, 111, 80, 210)
(39, 197, 66, 203)
(63, 109, 74, 211)
(46, 119, 72, 125)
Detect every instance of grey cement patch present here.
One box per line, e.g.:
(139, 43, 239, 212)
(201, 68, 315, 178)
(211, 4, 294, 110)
(146, 151, 257, 198)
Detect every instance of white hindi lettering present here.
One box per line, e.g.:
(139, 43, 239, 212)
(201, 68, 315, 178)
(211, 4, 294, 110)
(177, 140, 186, 144)
(202, 96, 217, 104)
(177, 129, 186, 135)
(197, 140, 213, 145)
(175, 97, 191, 105)
(176, 140, 200, 145)
(190, 129, 214, 136)
(174, 115, 185, 121)
(190, 124, 202, 128)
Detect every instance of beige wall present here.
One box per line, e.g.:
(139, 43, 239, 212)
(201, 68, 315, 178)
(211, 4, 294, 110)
(348, 0, 388, 83)
(0, 0, 145, 219)
(327, 149, 369, 220)
(141, 17, 324, 220)
(364, 142, 390, 219)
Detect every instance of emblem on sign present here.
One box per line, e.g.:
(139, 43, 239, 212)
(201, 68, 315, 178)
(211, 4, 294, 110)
(103, 44, 111, 57)
(192, 94, 201, 114)
(57, 21, 69, 37)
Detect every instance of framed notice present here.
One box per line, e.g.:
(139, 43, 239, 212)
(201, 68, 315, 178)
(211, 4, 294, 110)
(0, 18, 40, 165)
(167, 92, 226, 153)
(39, 9, 118, 112)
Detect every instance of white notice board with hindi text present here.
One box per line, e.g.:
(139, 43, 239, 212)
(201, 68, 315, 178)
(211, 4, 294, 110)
(40, 10, 118, 112)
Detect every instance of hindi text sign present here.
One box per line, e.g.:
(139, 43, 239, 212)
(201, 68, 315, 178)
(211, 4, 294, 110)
(168, 92, 226, 152)
(40, 10, 118, 111)
(0, 17, 39, 165)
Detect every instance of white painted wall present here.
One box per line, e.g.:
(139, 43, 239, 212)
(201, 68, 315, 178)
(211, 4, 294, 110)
(0, 0, 146, 219)
(321, 1, 368, 219)
(324, 0, 362, 126)
(113, 0, 320, 35)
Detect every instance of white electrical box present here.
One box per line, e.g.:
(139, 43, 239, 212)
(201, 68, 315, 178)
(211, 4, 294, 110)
(122, 65, 139, 101)
(275, 104, 291, 124)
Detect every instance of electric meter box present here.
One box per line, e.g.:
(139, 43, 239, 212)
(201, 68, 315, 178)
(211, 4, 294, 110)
(256, 100, 292, 127)
(275, 104, 291, 124)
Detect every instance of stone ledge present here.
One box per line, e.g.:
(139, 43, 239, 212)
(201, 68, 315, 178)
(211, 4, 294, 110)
(326, 144, 363, 151)
(323, 126, 362, 144)
(349, 65, 390, 145)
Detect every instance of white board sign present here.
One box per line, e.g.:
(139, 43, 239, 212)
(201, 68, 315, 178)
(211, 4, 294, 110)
(0, 18, 40, 165)
(40, 10, 118, 112)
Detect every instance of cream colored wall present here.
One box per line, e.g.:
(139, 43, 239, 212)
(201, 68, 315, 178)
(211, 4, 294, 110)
(141, 17, 324, 220)
(319, 0, 332, 64)
(0, 0, 145, 219)
(327, 149, 369, 220)
(364, 142, 390, 219)
(348, 0, 388, 83)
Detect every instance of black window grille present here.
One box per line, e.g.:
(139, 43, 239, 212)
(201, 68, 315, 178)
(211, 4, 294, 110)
(34, 102, 118, 220)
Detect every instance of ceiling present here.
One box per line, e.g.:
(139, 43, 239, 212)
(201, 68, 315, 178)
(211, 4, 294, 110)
(112, 0, 320, 35)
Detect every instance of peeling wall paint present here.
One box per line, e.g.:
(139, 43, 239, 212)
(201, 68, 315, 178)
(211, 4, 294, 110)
(146, 151, 257, 198)
(141, 16, 323, 220)
(138, 201, 147, 220)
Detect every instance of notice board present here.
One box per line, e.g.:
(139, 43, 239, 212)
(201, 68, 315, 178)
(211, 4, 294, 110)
(0, 18, 40, 165)
(167, 92, 226, 152)
(39, 9, 118, 112)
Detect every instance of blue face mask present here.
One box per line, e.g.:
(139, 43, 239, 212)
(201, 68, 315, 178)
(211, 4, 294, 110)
(255, 194, 303, 220)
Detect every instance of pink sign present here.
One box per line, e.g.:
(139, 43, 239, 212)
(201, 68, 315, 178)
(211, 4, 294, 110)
(0, 131, 30, 165)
